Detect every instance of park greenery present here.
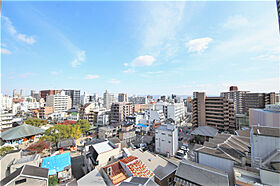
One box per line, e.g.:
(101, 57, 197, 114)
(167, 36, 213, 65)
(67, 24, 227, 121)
(25, 117, 47, 127)
(48, 176, 58, 186)
(41, 119, 91, 143)
(0, 146, 14, 156)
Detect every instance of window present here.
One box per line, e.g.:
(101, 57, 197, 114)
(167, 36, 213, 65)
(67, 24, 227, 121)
(15, 179, 27, 185)
(168, 177, 172, 184)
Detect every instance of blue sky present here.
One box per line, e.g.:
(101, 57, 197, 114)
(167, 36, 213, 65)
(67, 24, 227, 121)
(1, 1, 279, 96)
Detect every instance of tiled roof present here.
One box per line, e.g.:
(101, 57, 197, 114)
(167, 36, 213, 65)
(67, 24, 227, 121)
(120, 156, 138, 164)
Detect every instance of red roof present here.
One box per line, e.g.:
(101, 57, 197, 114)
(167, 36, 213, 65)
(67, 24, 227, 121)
(120, 156, 138, 164)
(58, 120, 77, 125)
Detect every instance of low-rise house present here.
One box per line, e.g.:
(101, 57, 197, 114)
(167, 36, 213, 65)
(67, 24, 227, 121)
(119, 177, 157, 186)
(98, 126, 116, 139)
(57, 138, 76, 151)
(0, 165, 49, 186)
(10, 154, 41, 173)
(41, 152, 72, 183)
(135, 123, 149, 134)
(67, 112, 79, 121)
(190, 126, 218, 144)
(175, 160, 229, 186)
(102, 161, 130, 185)
(84, 139, 122, 170)
(193, 133, 251, 185)
(128, 148, 177, 186)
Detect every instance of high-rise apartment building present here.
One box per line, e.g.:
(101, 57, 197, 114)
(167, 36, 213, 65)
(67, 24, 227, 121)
(192, 92, 236, 133)
(221, 86, 249, 114)
(64, 90, 81, 108)
(39, 90, 62, 101)
(109, 102, 133, 124)
(244, 92, 276, 113)
(103, 90, 114, 109)
(46, 91, 72, 112)
(128, 96, 148, 104)
(118, 93, 128, 102)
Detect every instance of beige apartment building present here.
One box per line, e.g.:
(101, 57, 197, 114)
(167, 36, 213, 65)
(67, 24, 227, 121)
(192, 92, 236, 133)
(109, 102, 133, 124)
(118, 93, 128, 102)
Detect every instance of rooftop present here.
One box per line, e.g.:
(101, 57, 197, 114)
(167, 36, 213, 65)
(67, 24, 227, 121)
(0, 124, 45, 141)
(41, 152, 71, 175)
(252, 126, 280, 137)
(13, 154, 40, 165)
(191, 126, 218, 137)
(175, 160, 229, 186)
(103, 161, 129, 185)
(92, 140, 116, 154)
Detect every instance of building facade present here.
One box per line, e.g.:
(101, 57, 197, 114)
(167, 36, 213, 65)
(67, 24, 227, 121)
(155, 123, 178, 156)
(109, 102, 133, 124)
(39, 90, 62, 101)
(64, 90, 80, 108)
(244, 92, 276, 113)
(103, 90, 114, 109)
(220, 86, 249, 114)
(192, 92, 236, 133)
(118, 93, 128, 102)
(46, 91, 71, 112)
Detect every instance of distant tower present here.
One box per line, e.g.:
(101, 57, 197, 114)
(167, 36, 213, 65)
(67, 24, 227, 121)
(229, 86, 238, 91)
(20, 89, 24, 97)
(13, 89, 18, 97)
(31, 90, 35, 97)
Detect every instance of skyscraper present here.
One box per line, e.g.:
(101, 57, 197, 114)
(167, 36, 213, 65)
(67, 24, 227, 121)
(20, 89, 24, 97)
(13, 89, 18, 97)
(103, 90, 114, 109)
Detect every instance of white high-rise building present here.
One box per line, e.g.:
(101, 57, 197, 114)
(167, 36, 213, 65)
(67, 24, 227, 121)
(46, 91, 71, 112)
(103, 90, 114, 109)
(0, 93, 13, 111)
(155, 123, 178, 156)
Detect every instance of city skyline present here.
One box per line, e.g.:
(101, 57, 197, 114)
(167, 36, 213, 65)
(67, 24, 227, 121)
(1, 1, 279, 96)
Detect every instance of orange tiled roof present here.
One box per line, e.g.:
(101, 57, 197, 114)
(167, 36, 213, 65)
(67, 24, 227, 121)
(120, 156, 138, 164)
(103, 161, 128, 185)
(120, 156, 154, 178)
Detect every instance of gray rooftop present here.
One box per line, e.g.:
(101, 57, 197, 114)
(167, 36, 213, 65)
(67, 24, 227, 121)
(0, 124, 45, 141)
(175, 160, 229, 186)
(13, 154, 40, 165)
(191, 126, 218, 137)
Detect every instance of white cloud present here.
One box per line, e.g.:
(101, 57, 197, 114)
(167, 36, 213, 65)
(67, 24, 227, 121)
(123, 69, 135, 73)
(2, 16, 36, 45)
(131, 55, 155, 67)
(139, 2, 186, 57)
(85, 74, 99, 79)
(124, 63, 129, 67)
(1, 48, 12, 55)
(108, 79, 120, 84)
(17, 34, 36, 45)
(186, 37, 213, 53)
(72, 50, 86, 67)
(223, 15, 249, 29)
(50, 71, 59, 75)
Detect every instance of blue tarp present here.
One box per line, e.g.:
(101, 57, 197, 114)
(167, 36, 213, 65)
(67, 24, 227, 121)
(136, 123, 148, 128)
(41, 152, 71, 175)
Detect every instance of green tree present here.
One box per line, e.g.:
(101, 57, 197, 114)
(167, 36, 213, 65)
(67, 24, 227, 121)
(25, 117, 47, 127)
(48, 176, 58, 186)
(0, 146, 14, 156)
(76, 119, 91, 134)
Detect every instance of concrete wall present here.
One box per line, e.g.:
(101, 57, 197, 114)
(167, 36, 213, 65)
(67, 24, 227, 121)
(199, 153, 234, 185)
(7, 176, 47, 186)
(0, 151, 21, 180)
(249, 109, 280, 128)
(260, 169, 280, 186)
(96, 146, 121, 169)
(251, 134, 280, 167)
